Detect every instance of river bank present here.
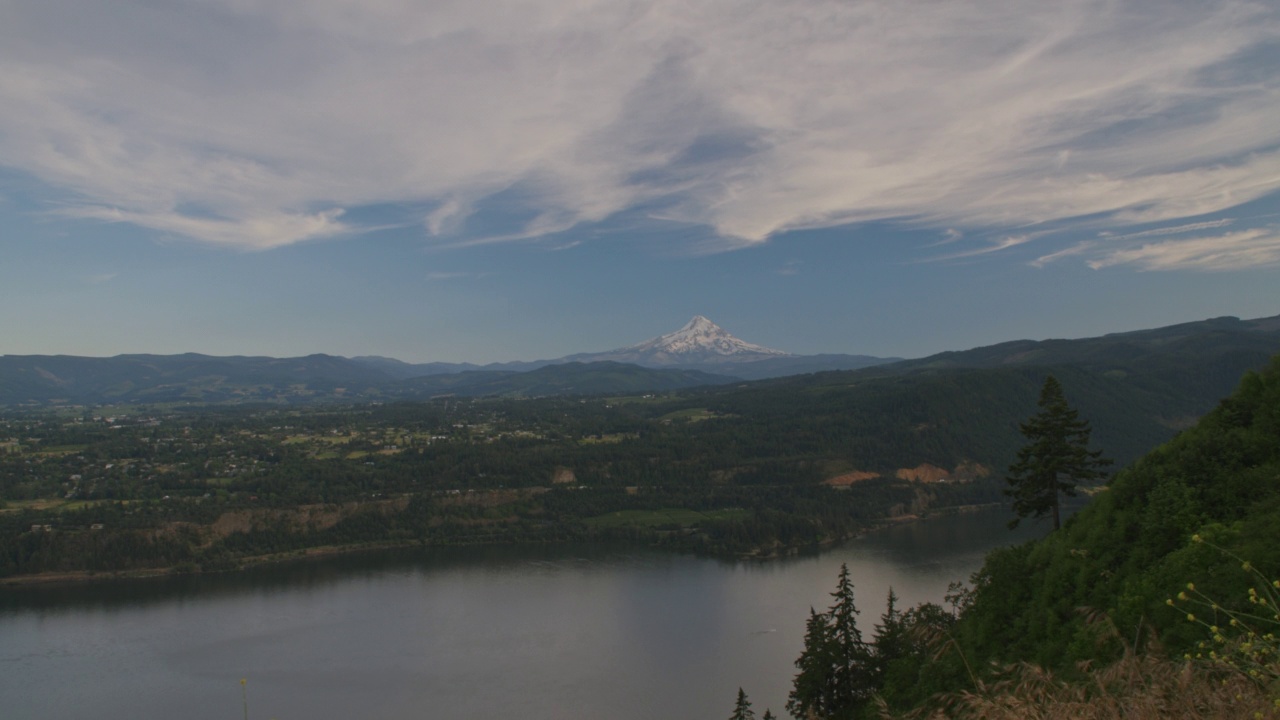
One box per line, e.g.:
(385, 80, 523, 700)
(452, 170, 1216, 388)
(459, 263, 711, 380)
(0, 500, 1012, 587)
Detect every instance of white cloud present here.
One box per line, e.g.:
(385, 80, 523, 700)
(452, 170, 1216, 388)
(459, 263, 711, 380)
(425, 199, 472, 237)
(927, 234, 1039, 262)
(1099, 219, 1235, 241)
(1088, 228, 1280, 271)
(778, 260, 802, 276)
(1030, 241, 1097, 268)
(0, 1, 1278, 251)
(63, 206, 350, 249)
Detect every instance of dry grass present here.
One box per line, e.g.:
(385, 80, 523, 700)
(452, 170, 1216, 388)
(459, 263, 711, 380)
(892, 646, 1279, 720)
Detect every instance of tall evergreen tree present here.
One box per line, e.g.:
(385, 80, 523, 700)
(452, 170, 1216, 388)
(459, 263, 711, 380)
(871, 588, 908, 687)
(1005, 376, 1111, 530)
(828, 563, 875, 714)
(730, 687, 756, 720)
(788, 607, 836, 719)
(787, 564, 877, 719)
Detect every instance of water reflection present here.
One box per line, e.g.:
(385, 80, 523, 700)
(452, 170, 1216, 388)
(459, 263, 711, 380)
(0, 505, 1057, 720)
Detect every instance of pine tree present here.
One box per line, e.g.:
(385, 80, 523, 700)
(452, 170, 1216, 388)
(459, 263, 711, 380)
(730, 687, 756, 720)
(1005, 376, 1111, 530)
(871, 588, 908, 687)
(787, 563, 877, 719)
(787, 607, 836, 719)
(828, 563, 875, 714)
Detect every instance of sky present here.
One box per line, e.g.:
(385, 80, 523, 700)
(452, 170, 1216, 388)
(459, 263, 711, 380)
(2, 0, 1279, 364)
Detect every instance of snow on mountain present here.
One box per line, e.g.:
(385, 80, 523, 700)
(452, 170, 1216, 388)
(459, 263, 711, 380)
(566, 316, 792, 366)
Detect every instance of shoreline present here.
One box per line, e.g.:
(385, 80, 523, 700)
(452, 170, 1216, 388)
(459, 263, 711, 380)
(0, 502, 1009, 588)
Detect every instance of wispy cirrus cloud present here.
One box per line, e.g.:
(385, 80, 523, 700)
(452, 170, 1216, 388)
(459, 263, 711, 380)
(778, 260, 803, 276)
(1088, 228, 1280, 271)
(1030, 241, 1098, 268)
(1098, 219, 1236, 241)
(926, 234, 1039, 262)
(1, 1, 1278, 254)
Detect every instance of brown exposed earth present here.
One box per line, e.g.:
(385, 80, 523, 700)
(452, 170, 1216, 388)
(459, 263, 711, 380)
(895, 463, 952, 483)
(207, 497, 411, 540)
(822, 470, 882, 486)
(894, 461, 991, 483)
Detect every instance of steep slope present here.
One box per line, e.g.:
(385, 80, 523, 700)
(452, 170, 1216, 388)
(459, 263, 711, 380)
(880, 354, 1280, 709)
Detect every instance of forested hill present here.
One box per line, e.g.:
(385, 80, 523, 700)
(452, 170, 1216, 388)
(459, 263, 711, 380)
(875, 313, 1280, 400)
(677, 316, 1280, 472)
(398, 361, 736, 397)
(870, 354, 1280, 714)
(1, 312, 1277, 407)
(0, 355, 736, 405)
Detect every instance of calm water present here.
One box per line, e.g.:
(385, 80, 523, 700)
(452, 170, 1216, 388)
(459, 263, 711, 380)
(0, 507, 1047, 720)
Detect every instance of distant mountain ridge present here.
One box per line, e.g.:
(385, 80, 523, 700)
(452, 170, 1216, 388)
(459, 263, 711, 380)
(884, 314, 1280, 373)
(0, 355, 734, 405)
(351, 316, 899, 380)
(1, 312, 1278, 406)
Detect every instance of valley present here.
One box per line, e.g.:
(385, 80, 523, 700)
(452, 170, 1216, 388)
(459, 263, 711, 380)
(3, 312, 1279, 582)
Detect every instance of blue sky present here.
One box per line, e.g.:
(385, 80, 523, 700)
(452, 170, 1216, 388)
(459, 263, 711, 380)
(2, 0, 1279, 363)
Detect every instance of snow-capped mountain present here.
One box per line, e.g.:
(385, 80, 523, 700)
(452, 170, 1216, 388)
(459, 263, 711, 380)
(353, 315, 898, 380)
(565, 316, 792, 366)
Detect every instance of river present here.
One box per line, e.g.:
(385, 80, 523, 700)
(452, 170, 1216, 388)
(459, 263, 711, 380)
(0, 506, 1048, 720)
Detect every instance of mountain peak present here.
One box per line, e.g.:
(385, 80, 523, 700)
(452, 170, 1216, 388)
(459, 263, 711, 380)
(683, 315, 716, 331)
(618, 316, 791, 364)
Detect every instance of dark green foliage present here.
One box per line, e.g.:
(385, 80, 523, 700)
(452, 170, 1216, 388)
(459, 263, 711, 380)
(1004, 376, 1110, 530)
(870, 589, 909, 688)
(787, 564, 877, 720)
(872, 353, 1280, 714)
(790, 607, 838, 719)
(0, 355, 735, 405)
(730, 687, 756, 720)
(400, 361, 737, 397)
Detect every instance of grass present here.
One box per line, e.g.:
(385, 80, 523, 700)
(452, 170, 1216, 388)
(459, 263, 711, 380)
(582, 507, 750, 528)
(0, 498, 106, 513)
(282, 434, 354, 445)
(658, 407, 721, 422)
(898, 651, 1280, 719)
(603, 394, 678, 406)
(34, 444, 90, 456)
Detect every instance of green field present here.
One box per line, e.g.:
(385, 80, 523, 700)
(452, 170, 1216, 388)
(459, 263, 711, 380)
(35, 444, 91, 456)
(579, 433, 635, 444)
(0, 498, 106, 514)
(658, 407, 721, 422)
(283, 434, 354, 445)
(582, 507, 750, 528)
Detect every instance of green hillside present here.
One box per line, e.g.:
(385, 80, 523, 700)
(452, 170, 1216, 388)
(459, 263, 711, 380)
(400, 361, 737, 396)
(873, 354, 1280, 713)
